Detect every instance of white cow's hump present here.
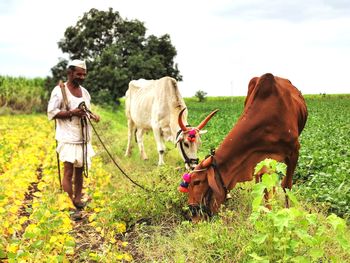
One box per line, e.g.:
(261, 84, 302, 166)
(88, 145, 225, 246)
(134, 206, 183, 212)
(130, 79, 156, 89)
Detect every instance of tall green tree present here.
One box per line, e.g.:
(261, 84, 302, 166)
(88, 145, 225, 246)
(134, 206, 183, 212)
(46, 8, 182, 103)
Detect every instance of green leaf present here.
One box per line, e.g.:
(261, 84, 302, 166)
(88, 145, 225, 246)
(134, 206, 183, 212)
(327, 213, 346, 232)
(0, 249, 6, 258)
(64, 239, 76, 247)
(252, 183, 266, 197)
(273, 212, 290, 233)
(309, 247, 324, 259)
(249, 252, 269, 262)
(336, 234, 350, 250)
(305, 213, 317, 226)
(292, 256, 311, 263)
(252, 196, 263, 211)
(295, 229, 313, 245)
(253, 234, 268, 245)
(23, 231, 35, 239)
(254, 160, 266, 175)
(32, 240, 44, 249)
(262, 173, 278, 190)
(276, 162, 287, 176)
(285, 189, 299, 206)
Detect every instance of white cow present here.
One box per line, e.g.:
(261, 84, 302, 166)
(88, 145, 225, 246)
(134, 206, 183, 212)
(125, 76, 218, 169)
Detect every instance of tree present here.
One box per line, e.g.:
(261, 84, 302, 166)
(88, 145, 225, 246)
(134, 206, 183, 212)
(46, 8, 182, 103)
(195, 90, 207, 102)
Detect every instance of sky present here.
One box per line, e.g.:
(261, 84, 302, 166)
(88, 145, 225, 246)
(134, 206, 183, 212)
(0, 0, 349, 97)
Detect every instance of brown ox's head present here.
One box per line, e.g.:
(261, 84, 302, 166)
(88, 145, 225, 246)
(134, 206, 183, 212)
(176, 108, 219, 170)
(180, 155, 227, 222)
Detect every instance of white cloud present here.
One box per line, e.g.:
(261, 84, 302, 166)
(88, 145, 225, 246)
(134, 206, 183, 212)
(0, 0, 349, 97)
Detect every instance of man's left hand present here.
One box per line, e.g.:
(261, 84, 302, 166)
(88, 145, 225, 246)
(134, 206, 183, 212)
(90, 114, 100, 122)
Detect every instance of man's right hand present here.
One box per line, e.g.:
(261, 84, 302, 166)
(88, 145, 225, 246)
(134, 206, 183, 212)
(70, 108, 87, 118)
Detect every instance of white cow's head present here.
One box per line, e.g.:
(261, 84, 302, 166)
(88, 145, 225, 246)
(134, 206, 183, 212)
(176, 108, 218, 170)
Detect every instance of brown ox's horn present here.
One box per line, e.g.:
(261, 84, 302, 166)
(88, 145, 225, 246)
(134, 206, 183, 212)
(196, 109, 219, 130)
(178, 108, 188, 131)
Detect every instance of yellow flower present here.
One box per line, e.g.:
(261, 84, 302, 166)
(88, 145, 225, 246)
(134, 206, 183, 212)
(123, 253, 133, 262)
(88, 213, 96, 222)
(9, 205, 18, 214)
(37, 181, 47, 191)
(7, 243, 19, 253)
(14, 200, 22, 206)
(2, 220, 9, 228)
(116, 222, 126, 233)
(109, 237, 116, 244)
(49, 236, 58, 243)
(93, 207, 101, 212)
(44, 210, 51, 218)
(19, 216, 28, 224)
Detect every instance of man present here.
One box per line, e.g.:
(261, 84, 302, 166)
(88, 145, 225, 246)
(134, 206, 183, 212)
(47, 59, 100, 209)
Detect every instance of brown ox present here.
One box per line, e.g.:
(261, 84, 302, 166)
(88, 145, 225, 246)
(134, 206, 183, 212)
(184, 73, 308, 221)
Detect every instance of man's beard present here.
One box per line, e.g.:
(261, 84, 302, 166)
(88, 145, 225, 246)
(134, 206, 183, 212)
(72, 78, 84, 87)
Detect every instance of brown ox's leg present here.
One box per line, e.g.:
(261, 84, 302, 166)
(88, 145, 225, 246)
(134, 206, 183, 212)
(282, 149, 300, 208)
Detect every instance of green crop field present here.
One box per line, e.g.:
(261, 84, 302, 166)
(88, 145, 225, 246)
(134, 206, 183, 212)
(0, 91, 349, 262)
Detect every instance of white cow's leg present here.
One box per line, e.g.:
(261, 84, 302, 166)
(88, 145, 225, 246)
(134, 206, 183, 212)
(153, 127, 165, 166)
(136, 129, 148, 160)
(125, 120, 134, 157)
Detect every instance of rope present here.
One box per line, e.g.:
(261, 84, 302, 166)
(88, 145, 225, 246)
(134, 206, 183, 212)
(83, 108, 176, 211)
(86, 117, 150, 192)
(81, 116, 89, 178)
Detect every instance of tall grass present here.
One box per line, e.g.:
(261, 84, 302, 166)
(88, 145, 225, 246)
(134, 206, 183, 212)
(0, 76, 48, 114)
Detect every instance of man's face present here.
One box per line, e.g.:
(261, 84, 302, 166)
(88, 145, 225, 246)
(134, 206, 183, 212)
(71, 67, 87, 87)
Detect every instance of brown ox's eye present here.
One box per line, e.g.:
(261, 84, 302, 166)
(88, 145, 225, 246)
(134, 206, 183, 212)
(193, 180, 200, 186)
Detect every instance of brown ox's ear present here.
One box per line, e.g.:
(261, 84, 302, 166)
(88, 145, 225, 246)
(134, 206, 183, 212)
(207, 167, 227, 214)
(207, 167, 220, 197)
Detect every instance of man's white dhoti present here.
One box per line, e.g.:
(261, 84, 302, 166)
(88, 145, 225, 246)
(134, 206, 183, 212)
(57, 142, 95, 168)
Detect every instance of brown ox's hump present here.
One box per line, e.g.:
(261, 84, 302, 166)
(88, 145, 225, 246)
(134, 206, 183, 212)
(244, 73, 277, 107)
(255, 73, 276, 99)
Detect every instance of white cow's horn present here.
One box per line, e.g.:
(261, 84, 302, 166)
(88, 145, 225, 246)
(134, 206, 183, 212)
(178, 108, 188, 131)
(197, 109, 219, 130)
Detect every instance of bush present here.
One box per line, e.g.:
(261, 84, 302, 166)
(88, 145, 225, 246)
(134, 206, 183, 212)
(194, 90, 207, 102)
